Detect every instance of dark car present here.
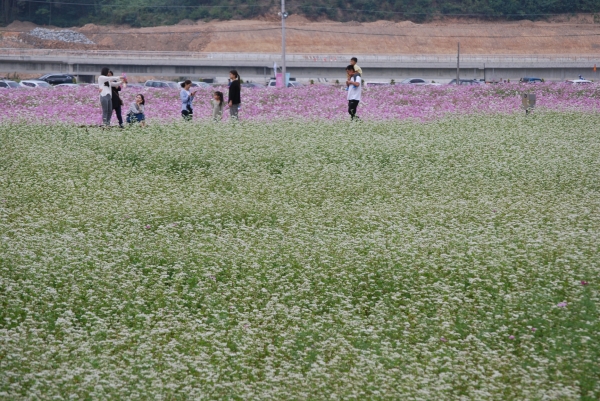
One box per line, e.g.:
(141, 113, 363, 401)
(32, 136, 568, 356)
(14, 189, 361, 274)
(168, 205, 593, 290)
(241, 82, 266, 89)
(0, 79, 20, 89)
(38, 74, 75, 85)
(520, 77, 543, 83)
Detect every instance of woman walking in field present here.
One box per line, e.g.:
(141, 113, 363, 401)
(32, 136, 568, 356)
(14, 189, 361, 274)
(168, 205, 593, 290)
(98, 67, 124, 127)
(228, 70, 241, 121)
(180, 80, 195, 121)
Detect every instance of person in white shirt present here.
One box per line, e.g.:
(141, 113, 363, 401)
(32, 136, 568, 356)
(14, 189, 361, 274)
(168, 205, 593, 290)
(98, 67, 124, 126)
(346, 57, 363, 91)
(345, 65, 362, 120)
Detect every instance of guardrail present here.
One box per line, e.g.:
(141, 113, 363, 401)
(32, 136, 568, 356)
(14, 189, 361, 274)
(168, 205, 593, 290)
(1, 48, 599, 64)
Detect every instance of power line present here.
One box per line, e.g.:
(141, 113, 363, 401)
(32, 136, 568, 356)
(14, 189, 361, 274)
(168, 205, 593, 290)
(287, 27, 600, 38)
(7, 28, 282, 34)
(12, 0, 268, 8)
(8, 26, 600, 38)
(11, 0, 600, 17)
(288, 3, 593, 17)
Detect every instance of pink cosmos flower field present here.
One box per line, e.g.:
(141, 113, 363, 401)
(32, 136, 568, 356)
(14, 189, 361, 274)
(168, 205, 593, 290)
(0, 83, 598, 125)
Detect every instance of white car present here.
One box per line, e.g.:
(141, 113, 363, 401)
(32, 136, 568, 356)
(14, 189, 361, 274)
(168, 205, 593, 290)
(144, 80, 179, 89)
(565, 79, 593, 85)
(399, 78, 428, 85)
(55, 83, 79, 88)
(20, 80, 52, 88)
(178, 81, 212, 89)
(267, 79, 301, 88)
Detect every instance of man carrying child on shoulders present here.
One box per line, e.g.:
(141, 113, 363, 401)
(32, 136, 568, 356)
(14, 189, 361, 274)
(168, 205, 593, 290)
(345, 57, 363, 91)
(345, 64, 362, 121)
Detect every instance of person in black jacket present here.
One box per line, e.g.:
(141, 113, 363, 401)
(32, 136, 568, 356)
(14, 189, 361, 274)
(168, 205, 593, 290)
(228, 70, 241, 121)
(108, 70, 125, 128)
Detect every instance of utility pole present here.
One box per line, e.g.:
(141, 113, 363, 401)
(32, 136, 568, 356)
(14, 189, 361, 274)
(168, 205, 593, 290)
(280, 0, 288, 88)
(456, 42, 460, 84)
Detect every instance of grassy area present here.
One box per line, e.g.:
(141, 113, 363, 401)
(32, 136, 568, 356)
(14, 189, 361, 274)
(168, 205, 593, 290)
(0, 113, 599, 400)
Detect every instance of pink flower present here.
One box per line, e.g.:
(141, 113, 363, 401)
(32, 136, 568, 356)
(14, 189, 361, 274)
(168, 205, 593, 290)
(145, 225, 151, 229)
(440, 337, 447, 342)
(531, 327, 537, 332)
(509, 335, 515, 340)
(556, 302, 567, 308)
(172, 223, 178, 227)
(581, 280, 589, 286)
(4, 83, 600, 125)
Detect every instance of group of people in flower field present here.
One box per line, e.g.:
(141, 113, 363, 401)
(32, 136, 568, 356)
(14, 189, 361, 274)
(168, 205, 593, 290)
(97, 57, 363, 127)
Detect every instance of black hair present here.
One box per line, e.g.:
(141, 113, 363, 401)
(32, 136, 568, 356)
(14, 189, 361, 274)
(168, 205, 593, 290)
(101, 67, 110, 86)
(214, 91, 224, 106)
(137, 94, 145, 105)
(346, 65, 355, 71)
(181, 79, 192, 88)
(230, 70, 240, 80)
(351, 57, 358, 62)
(108, 70, 113, 76)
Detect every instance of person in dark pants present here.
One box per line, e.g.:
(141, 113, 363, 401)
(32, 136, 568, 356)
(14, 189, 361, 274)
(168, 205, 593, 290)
(98, 67, 123, 127)
(345, 65, 362, 120)
(228, 70, 241, 121)
(180, 80, 195, 121)
(108, 70, 125, 128)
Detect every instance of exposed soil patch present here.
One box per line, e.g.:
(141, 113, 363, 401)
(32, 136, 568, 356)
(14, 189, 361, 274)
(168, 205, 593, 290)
(1, 15, 599, 54)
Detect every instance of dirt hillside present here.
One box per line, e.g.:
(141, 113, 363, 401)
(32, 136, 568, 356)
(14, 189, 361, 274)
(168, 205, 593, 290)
(1, 14, 599, 54)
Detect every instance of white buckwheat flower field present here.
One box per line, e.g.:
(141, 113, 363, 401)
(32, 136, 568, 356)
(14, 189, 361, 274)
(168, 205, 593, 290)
(0, 111, 599, 399)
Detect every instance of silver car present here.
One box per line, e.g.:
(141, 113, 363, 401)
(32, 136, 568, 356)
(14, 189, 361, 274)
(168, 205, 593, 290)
(20, 80, 52, 88)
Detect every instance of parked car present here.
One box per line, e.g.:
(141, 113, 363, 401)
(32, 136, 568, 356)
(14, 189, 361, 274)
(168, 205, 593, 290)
(399, 78, 428, 85)
(448, 79, 484, 85)
(20, 80, 52, 88)
(0, 79, 20, 89)
(365, 82, 392, 87)
(520, 77, 543, 83)
(144, 80, 179, 89)
(38, 73, 75, 85)
(267, 77, 298, 88)
(565, 79, 593, 85)
(55, 83, 79, 88)
(241, 82, 266, 88)
(287, 82, 304, 88)
(178, 81, 212, 89)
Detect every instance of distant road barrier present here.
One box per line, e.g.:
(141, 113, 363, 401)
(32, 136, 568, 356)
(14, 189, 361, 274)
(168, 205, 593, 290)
(1, 48, 599, 64)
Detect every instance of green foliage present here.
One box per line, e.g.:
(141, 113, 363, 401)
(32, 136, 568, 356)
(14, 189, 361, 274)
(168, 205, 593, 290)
(1, 0, 600, 26)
